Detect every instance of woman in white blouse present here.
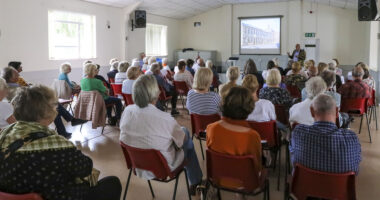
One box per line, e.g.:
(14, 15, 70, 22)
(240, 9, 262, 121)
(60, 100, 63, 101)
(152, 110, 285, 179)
(242, 74, 276, 122)
(0, 78, 16, 130)
(122, 67, 141, 94)
(114, 61, 130, 84)
(119, 75, 203, 194)
(174, 60, 193, 89)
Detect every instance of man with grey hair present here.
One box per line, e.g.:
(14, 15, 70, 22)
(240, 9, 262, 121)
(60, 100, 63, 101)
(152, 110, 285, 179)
(119, 75, 203, 194)
(338, 65, 371, 99)
(289, 76, 327, 125)
(1, 67, 20, 101)
(290, 94, 361, 174)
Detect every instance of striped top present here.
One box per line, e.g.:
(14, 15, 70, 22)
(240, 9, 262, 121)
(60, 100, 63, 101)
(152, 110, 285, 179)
(186, 89, 221, 115)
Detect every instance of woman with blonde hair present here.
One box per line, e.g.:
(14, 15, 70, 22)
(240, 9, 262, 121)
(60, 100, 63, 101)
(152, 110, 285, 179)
(260, 69, 293, 107)
(186, 68, 221, 115)
(0, 77, 16, 130)
(317, 62, 328, 75)
(219, 66, 239, 99)
(284, 62, 307, 90)
(122, 67, 141, 94)
(114, 61, 130, 83)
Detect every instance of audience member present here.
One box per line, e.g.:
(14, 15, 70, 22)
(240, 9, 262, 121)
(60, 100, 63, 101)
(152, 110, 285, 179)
(192, 58, 205, 72)
(161, 58, 173, 78)
(81, 63, 122, 125)
(58, 63, 80, 93)
(219, 66, 239, 99)
(186, 59, 195, 76)
(284, 62, 307, 91)
(259, 69, 292, 107)
(290, 94, 361, 174)
(206, 86, 263, 188)
(359, 62, 375, 90)
(333, 58, 343, 76)
(0, 78, 16, 129)
(145, 57, 156, 75)
(272, 57, 285, 75)
(289, 77, 327, 125)
(242, 75, 276, 122)
(1, 66, 20, 101)
(174, 60, 193, 89)
(317, 62, 328, 75)
(119, 75, 203, 194)
(243, 58, 264, 85)
(94, 64, 110, 89)
(328, 63, 343, 89)
(303, 60, 315, 71)
(138, 52, 145, 67)
(152, 63, 179, 115)
(262, 60, 275, 80)
(284, 60, 294, 75)
(0, 85, 122, 200)
(186, 68, 221, 115)
(122, 67, 141, 94)
(338, 65, 371, 99)
(107, 61, 119, 81)
(206, 60, 220, 89)
(8, 61, 28, 86)
(141, 56, 150, 71)
(306, 65, 318, 79)
(114, 61, 130, 83)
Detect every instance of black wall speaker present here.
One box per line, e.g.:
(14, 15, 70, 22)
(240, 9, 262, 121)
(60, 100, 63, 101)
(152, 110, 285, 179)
(358, 0, 378, 21)
(135, 10, 146, 28)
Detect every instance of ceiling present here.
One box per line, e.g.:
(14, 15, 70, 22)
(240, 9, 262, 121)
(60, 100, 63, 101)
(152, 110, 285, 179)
(83, 0, 358, 19)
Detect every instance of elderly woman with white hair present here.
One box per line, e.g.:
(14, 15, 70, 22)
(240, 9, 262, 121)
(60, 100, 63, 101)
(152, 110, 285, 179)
(289, 76, 327, 125)
(219, 66, 239, 99)
(122, 67, 141, 94)
(107, 61, 119, 81)
(141, 56, 150, 71)
(0, 77, 16, 129)
(259, 69, 292, 107)
(114, 61, 130, 84)
(58, 63, 81, 93)
(119, 75, 203, 194)
(81, 63, 123, 125)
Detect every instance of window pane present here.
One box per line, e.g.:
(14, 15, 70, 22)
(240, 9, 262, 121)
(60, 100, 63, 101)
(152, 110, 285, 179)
(53, 47, 79, 60)
(146, 23, 168, 57)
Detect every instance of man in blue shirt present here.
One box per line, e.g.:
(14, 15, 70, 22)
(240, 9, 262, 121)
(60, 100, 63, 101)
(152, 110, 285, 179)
(290, 94, 361, 174)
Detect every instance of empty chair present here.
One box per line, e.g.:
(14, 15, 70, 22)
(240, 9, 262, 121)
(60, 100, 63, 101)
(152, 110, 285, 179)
(286, 164, 356, 200)
(111, 83, 122, 97)
(0, 192, 43, 200)
(173, 80, 190, 109)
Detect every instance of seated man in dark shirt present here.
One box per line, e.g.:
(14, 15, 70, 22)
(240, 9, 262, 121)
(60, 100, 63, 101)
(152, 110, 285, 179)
(338, 65, 371, 99)
(290, 94, 361, 174)
(151, 63, 179, 116)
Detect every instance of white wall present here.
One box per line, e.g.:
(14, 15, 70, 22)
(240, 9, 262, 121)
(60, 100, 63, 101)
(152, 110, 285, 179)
(126, 13, 181, 63)
(179, 1, 371, 66)
(0, 0, 123, 73)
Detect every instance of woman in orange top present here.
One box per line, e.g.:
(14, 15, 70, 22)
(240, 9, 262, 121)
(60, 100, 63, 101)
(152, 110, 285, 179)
(206, 86, 263, 191)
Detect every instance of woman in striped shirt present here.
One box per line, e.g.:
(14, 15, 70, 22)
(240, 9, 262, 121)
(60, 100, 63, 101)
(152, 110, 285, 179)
(186, 68, 221, 115)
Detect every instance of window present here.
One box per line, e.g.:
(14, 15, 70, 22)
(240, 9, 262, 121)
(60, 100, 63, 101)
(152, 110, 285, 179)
(48, 10, 96, 60)
(145, 23, 167, 57)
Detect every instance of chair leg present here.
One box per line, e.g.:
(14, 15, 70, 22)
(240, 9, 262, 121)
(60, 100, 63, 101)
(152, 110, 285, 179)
(199, 138, 205, 160)
(184, 169, 192, 200)
(359, 115, 363, 134)
(80, 124, 83, 133)
(147, 180, 155, 198)
(172, 176, 180, 200)
(267, 180, 270, 200)
(366, 113, 372, 143)
(101, 126, 105, 134)
(123, 170, 132, 200)
(375, 106, 378, 130)
(277, 146, 281, 191)
(217, 188, 222, 200)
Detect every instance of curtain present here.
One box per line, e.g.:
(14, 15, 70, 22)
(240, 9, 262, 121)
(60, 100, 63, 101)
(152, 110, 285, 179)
(146, 23, 167, 56)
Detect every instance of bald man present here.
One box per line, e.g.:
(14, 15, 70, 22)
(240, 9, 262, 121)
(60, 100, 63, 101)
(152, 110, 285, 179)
(287, 44, 306, 65)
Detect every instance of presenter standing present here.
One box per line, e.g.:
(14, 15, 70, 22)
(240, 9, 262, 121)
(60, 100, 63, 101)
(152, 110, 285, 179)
(288, 44, 306, 66)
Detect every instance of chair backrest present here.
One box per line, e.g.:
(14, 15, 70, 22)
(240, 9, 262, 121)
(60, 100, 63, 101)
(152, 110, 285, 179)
(111, 83, 122, 96)
(173, 81, 190, 95)
(121, 93, 134, 106)
(291, 164, 356, 200)
(109, 78, 115, 83)
(190, 113, 221, 136)
(274, 104, 289, 126)
(0, 192, 43, 200)
(286, 84, 301, 98)
(158, 86, 170, 101)
(119, 142, 174, 180)
(368, 89, 376, 107)
(247, 120, 278, 147)
(52, 79, 72, 99)
(340, 98, 368, 115)
(212, 76, 220, 88)
(73, 91, 107, 128)
(206, 149, 261, 192)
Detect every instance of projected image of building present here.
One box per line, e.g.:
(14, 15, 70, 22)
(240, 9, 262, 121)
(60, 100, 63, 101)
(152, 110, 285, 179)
(242, 23, 277, 48)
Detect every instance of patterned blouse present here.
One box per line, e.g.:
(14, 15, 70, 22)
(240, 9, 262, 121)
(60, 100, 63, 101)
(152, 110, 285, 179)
(284, 74, 307, 91)
(259, 87, 293, 107)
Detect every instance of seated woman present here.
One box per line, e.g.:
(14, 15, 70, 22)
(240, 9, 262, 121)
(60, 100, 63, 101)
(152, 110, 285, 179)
(8, 61, 29, 86)
(122, 67, 141, 94)
(219, 66, 239, 99)
(107, 60, 119, 81)
(1, 67, 20, 101)
(0, 85, 121, 200)
(259, 69, 293, 107)
(243, 58, 264, 85)
(206, 86, 264, 189)
(206, 60, 220, 90)
(114, 61, 130, 84)
(284, 62, 307, 91)
(81, 63, 122, 126)
(242, 75, 276, 122)
(94, 64, 110, 89)
(58, 63, 80, 94)
(174, 60, 193, 89)
(262, 60, 275, 80)
(0, 78, 16, 130)
(186, 68, 221, 115)
(119, 75, 203, 194)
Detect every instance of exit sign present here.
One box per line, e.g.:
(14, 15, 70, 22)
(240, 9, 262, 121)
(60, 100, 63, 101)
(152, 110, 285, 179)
(305, 33, 316, 37)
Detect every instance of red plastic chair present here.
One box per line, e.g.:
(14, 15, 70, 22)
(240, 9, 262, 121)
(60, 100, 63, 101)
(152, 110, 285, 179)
(206, 149, 269, 200)
(109, 78, 115, 83)
(286, 164, 356, 200)
(173, 81, 189, 109)
(340, 98, 371, 143)
(119, 142, 191, 200)
(248, 120, 281, 190)
(121, 93, 134, 106)
(0, 192, 43, 200)
(286, 85, 301, 99)
(368, 89, 378, 130)
(158, 86, 172, 111)
(111, 83, 122, 97)
(190, 113, 221, 160)
(211, 76, 220, 92)
(274, 104, 290, 127)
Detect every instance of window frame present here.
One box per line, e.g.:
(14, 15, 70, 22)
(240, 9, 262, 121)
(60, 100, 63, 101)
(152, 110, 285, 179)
(145, 23, 168, 57)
